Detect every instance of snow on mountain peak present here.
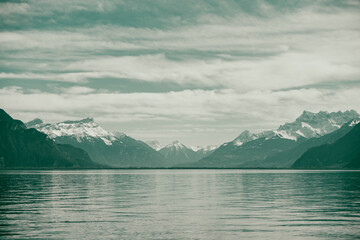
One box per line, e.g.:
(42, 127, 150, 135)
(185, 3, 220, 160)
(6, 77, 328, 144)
(190, 145, 218, 152)
(349, 119, 360, 127)
(190, 146, 202, 152)
(278, 110, 359, 140)
(166, 141, 186, 150)
(30, 118, 117, 145)
(231, 110, 359, 145)
(234, 130, 258, 146)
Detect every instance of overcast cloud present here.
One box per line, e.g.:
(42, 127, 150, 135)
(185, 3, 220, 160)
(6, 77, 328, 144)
(1, 0, 359, 146)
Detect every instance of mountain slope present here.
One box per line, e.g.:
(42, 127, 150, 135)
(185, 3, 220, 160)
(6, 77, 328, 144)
(249, 119, 359, 168)
(292, 122, 360, 169)
(28, 118, 166, 168)
(190, 136, 302, 168)
(146, 140, 163, 151)
(187, 110, 359, 168)
(191, 145, 218, 160)
(159, 141, 200, 165)
(0, 109, 100, 168)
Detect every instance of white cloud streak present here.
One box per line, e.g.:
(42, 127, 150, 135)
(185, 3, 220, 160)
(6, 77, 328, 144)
(1, 7, 359, 92)
(1, 1, 360, 145)
(1, 86, 360, 145)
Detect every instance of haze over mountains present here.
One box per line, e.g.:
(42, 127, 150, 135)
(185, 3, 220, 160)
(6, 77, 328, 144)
(1, 108, 359, 169)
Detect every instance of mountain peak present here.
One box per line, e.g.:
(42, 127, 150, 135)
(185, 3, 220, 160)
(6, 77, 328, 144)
(163, 140, 188, 150)
(229, 110, 360, 146)
(191, 145, 218, 152)
(61, 117, 94, 124)
(344, 109, 358, 116)
(296, 110, 316, 121)
(26, 118, 43, 127)
(169, 140, 183, 147)
(237, 130, 257, 139)
(113, 131, 126, 139)
(278, 110, 360, 139)
(296, 110, 359, 123)
(0, 109, 13, 122)
(234, 130, 258, 146)
(32, 117, 117, 145)
(146, 140, 163, 151)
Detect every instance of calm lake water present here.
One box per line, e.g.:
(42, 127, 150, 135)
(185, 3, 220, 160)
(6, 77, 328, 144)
(0, 170, 359, 239)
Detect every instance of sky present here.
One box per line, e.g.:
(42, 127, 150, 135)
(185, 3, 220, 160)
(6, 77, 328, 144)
(0, 0, 360, 146)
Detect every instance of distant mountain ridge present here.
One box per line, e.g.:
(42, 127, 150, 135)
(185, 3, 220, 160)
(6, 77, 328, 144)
(233, 110, 359, 145)
(146, 140, 163, 151)
(0, 109, 101, 169)
(185, 110, 359, 168)
(158, 141, 217, 166)
(6, 109, 359, 169)
(245, 119, 360, 168)
(27, 118, 166, 168)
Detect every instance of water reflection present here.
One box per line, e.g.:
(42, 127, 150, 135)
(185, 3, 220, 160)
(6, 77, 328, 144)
(0, 170, 359, 239)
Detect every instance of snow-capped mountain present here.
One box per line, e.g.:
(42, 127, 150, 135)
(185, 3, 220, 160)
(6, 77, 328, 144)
(145, 140, 163, 151)
(0, 109, 100, 169)
(233, 130, 259, 146)
(254, 118, 360, 169)
(26, 118, 166, 168)
(27, 118, 117, 145)
(158, 141, 214, 165)
(159, 141, 195, 163)
(277, 110, 359, 139)
(190, 145, 217, 152)
(163, 141, 188, 150)
(188, 110, 359, 168)
(190, 145, 218, 156)
(231, 110, 359, 146)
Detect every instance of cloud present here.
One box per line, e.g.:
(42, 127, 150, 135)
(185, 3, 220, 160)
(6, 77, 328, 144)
(0, 6, 359, 92)
(61, 86, 96, 95)
(0, 3, 30, 15)
(0, 72, 89, 83)
(1, 0, 359, 145)
(1, 86, 359, 137)
(65, 51, 360, 91)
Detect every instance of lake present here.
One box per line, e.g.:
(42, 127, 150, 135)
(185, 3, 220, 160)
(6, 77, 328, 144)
(0, 170, 359, 239)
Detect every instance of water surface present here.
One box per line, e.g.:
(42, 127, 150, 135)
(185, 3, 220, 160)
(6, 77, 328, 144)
(0, 170, 359, 239)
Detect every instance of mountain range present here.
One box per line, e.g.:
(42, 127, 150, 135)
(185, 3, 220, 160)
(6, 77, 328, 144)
(183, 110, 359, 168)
(26, 118, 166, 168)
(1, 108, 359, 169)
(27, 117, 217, 167)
